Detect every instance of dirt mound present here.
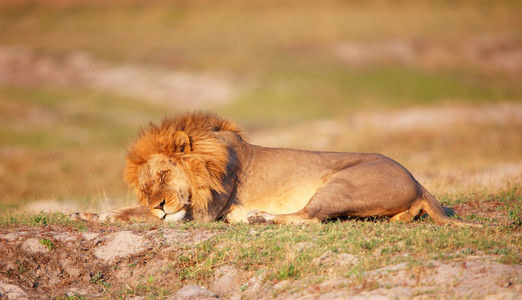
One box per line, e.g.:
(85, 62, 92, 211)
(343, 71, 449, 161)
(0, 225, 218, 299)
(295, 260, 521, 299)
(1, 225, 520, 299)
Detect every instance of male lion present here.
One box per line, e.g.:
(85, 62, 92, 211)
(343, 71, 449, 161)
(71, 112, 479, 227)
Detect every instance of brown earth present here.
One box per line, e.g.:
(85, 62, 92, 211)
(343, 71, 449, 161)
(1, 224, 520, 299)
(0, 47, 237, 109)
(0, 225, 219, 299)
(333, 34, 522, 79)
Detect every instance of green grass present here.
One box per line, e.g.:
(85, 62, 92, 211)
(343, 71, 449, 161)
(0, 211, 77, 227)
(106, 276, 173, 300)
(0, 86, 166, 149)
(1, 0, 520, 68)
(221, 66, 521, 127)
(172, 219, 519, 288)
(495, 186, 522, 226)
(0, 2, 519, 298)
(0, 0, 520, 205)
(1, 1, 521, 130)
(0, 85, 169, 203)
(0, 0, 519, 236)
(1, 187, 520, 298)
(90, 271, 111, 289)
(39, 238, 55, 251)
(162, 188, 520, 282)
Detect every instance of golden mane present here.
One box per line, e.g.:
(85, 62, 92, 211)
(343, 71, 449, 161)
(124, 112, 245, 209)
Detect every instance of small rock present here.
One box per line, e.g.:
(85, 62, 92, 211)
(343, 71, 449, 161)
(53, 232, 77, 242)
(0, 232, 27, 242)
(66, 287, 101, 299)
(82, 232, 99, 241)
(294, 242, 314, 252)
(93, 231, 148, 262)
(171, 285, 218, 300)
(312, 250, 335, 267)
(243, 272, 266, 298)
(66, 287, 86, 297)
(65, 267, 82, 279)
(211, 265, 241, 298)
(371, 262, 409, 275)
(273, 280, 290, 291)
(484, 292, 520, 300)
(501, 279, 512, 288)
(338, 253, 359, 265)
(20, 238, 49, 254)
(0, 281, 28, 300)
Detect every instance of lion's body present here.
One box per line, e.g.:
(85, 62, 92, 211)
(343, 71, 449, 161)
(70, 113, 480, 227)
(224, 143, 418, 223)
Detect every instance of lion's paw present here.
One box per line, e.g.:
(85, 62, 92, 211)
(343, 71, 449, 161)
(68, 211, 126, 223)
(247, 210, 275, 225)
(68, 211, 97, 222)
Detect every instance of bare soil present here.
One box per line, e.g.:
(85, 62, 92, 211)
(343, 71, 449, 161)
(0, 47, 237, 109)
(333, 34, 522, 78)
(1, 223, 520, 299)
(0, 225, 219, 299)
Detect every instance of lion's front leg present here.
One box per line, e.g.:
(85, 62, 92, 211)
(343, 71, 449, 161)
(247, 210, 321, 225)
(69, 206, 162, 223)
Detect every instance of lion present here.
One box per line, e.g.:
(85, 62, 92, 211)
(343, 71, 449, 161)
(70, 112, 480, 227)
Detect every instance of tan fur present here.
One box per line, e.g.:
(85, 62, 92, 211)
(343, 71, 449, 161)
(71, 112, 480, 227)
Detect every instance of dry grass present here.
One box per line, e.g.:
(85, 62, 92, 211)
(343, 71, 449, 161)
(0, 0, 520, 210)
(0, 86, 164, 208)
(250, 103, 522, 195)
(1, 189, 520, 298)
(0, 2, 520, 299)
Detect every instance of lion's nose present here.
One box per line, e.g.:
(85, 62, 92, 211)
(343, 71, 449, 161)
(154, 200, 165, 210)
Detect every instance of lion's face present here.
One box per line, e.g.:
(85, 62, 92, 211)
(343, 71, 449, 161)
(137, 154, 192, 222)
(126, 123, 234, 222)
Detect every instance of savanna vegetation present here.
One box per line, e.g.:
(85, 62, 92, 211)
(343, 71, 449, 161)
(0, 0, 520, 298)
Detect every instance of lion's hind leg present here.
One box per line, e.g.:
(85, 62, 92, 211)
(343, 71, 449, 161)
(247, 176, 359, 225)
(390, 211, 414, 223)
(389, 199, 425, 223)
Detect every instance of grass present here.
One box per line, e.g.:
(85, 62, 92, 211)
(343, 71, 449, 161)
(221, 66, 522, 127)
(0, 3, 520, 298)
(107, 281, 172, 300)
(39, 238, 55, 251)
(3, 187, 520, 264)
(90, 271, 111, 289)
(0, 0, 520, 205)
(0, 86, 166, 149)
(0, 85, 168, 205)
(1, 187, 519, 298)
(179, 211, 520, 292)
(133, 214, 520, 289)
(494, 186, 522, 226)
(1, 0, 520, 67)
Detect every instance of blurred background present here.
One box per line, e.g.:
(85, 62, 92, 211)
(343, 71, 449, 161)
(0, 0, 521, 212)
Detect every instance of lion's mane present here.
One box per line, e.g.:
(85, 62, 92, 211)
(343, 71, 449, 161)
(124, 112, 245, 210)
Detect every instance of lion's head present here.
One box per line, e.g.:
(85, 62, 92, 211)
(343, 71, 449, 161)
(124, 113, 244, 222)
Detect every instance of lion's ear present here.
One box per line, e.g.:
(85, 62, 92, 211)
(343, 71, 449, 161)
(173, 131, 191, 154)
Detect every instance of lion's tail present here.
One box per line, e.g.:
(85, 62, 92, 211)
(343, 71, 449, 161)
(420, 186, 483, 228)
